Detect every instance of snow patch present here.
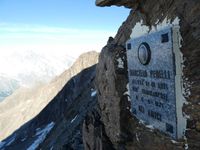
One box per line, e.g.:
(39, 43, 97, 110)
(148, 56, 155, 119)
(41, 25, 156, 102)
(139, 120, 154, 131)
(124, 84, 132, 113)
(183, 112, 190, 119)
(5, 136, 16, 147)
(127, 96, 131, 102)
(171, 140, 179, 144)
(183, 136, 189, 150)
(0, 135, 16, 149)
(131, 17, 180, 39)
(116, 58, 124, 69)
(36, 127, 41, 132)
(21, 137, 27, 142)
(0, 141, 6, 149)
(146, 124, 154, 130)
(184, 143, 189, 150)
(27, 122, 55, 150)
(135, 133, 139, 142)
(123, 91, 129, 95)
(91, 90, 97, 97)
(139, 119, 145, 125)
(71, 115, 78, 123)
(182, 55, 192, 103)
(182, 77, 192, 99)
(124, 83, 131, 103)
(126, 107, 131, 113)
(131, 21, 149, 38)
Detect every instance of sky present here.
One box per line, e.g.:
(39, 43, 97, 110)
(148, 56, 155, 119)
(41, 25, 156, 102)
(0, 0, 130, 58)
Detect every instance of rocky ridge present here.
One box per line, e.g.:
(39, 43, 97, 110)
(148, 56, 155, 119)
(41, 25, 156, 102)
(0, 64, 97, 150)
(0, 51, 99, 142)
(83, 0, 200, 149)
(1, 0, 200, 149)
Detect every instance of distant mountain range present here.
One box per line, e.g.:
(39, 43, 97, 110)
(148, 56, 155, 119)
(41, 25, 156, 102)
(0, 51, 99, 146)
(0, 50, 74, 101)
(0, 76, 19, 101)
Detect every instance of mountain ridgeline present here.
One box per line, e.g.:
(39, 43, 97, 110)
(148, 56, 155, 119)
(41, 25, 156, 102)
(0, 50, 75, 102)
(0, 51, 99, 149)
(1, 0, 200, 149)
(0, 76, 19, 102)
(0, 65, 97, 150)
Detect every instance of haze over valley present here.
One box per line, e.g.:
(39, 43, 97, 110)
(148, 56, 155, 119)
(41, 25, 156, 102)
(0, 50, 74, 101)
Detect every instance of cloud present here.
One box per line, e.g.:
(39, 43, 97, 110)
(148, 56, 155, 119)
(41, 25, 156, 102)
(0, 23, 115, 57)
(0, 23, 114, 35)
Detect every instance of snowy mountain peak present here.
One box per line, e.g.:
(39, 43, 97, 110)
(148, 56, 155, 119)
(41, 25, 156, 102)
(0, 50, 74, 101)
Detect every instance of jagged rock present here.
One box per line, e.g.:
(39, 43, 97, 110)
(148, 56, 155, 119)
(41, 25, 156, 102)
(83, 106, 103, 150)
(82, 105, 115, 150)
(196, 122, 200, 132)
(95, 0, 139, 8)
(95, 41, 128, 145)
(91, 34, 184, 150)
(83, 38, 131, 149)
(84, 0, 200, 149)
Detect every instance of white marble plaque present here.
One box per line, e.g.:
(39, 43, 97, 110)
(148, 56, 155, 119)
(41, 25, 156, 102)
(126, 26, 186, 139)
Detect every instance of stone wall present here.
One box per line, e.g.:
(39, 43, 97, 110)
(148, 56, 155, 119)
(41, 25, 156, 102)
(83, 0, 200, 149)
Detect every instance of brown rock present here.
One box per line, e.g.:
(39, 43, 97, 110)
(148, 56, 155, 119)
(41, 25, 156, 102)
(95, 41, 128, 147)
(95, 0, 140, 8)
(196, 122, 200, 132)
(88, 0, 200, 149)
(82, 106, 115, 150)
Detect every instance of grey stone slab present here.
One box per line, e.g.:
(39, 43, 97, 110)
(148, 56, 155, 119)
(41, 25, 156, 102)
(126, 26, 186, 139)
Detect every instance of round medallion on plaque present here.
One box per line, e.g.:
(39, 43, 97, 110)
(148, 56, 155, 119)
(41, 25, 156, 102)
(138, 42, 151, 65)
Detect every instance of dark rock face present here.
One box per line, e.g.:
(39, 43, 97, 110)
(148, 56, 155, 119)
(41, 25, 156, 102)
(95, 0, 139, 9)
(82, 106, 115, 150)
(0, 65, 97, 150)
(83, 0, 200, 149)
(95, 41, 128, 145)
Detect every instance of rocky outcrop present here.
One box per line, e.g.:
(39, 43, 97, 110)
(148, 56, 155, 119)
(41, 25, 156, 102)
(0, 51, 99, 141)
(82, 106, 115, 150)
(95, 39, 128, 145)
(83, 0, 200, 149)
(95, 0, 139, 9)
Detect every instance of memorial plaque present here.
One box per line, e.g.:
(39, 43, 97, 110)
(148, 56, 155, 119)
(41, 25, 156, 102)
(126, 26, 186, 139)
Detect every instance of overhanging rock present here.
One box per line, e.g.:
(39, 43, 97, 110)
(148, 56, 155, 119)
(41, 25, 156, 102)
(95, 0, 139, 8)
